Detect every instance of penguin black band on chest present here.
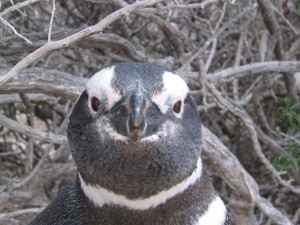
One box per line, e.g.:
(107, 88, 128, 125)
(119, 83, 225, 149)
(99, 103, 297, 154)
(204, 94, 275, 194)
(30, 62, 230, 225)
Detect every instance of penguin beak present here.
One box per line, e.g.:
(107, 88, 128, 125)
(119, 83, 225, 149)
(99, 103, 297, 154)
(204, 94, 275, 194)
(108, 92, 162, 141)
(129, 92, 144, 129)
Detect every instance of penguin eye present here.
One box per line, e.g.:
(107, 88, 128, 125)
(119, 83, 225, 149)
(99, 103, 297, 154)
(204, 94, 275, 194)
(91, 97, 101, 112)
(172, 100, 182, 114)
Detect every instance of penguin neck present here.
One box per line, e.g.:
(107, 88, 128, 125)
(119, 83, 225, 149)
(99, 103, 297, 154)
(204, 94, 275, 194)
(78, 157, 203, 210)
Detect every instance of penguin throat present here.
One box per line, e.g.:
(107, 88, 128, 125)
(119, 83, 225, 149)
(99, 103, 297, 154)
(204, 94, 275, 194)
(100, 121, 168, 143)
(78, 157, 203, 210)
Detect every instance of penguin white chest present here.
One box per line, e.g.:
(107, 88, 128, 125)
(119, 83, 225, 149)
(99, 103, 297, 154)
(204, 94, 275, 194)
(195, 196, 227, 225)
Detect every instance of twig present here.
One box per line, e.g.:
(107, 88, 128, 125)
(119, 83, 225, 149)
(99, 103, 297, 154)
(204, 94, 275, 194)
(279, 132, 300, 147)
(176, 29, 218, 74)
(0, 0, 166, 85)
(0, 16, 32, 43)
(0, 207, 44, 220)
(137, 13, 185, 57)
(292, 207, 300, 224)
(208, 61, 300, 84)
(20, 93, 35, 171)
(9, 0, 27, 16)
(177, 4, 255, 74)
(255, 125, 300, 183)
(140, 0, 219, 12)
(202, 126, 292, 225)
(0, 114, 67, 144)
(257, 0, 299, 102)
(205, 80, 300, 195)
(204, 38, 217, 73)
(13, 144, 52, 189)
(287, 37, 300, 59)
(197, 58, 208, 111)
(259, 30, 268, 62)
(78, 34, 146, 61)
(213, 1, 227, 33)
(0, 0, 43, 17)
(271, 3, 299, 35)
(19, 93, 34, 124)
(48, 0, 56, 42)
(232, 28, 246, 101)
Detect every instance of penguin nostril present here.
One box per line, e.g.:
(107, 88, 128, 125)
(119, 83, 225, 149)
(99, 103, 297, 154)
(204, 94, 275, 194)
(91, 97, 101, 112)
(172, 100, 182, 114)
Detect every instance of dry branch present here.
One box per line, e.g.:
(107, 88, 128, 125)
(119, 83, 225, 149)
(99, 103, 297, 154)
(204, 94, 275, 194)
(0, 114, 67, 145)
(140, 0, 219, 12)
(1, 1, 299, 224)
(47, 0, 56, 42)
(0, 0, 166, 85)
(0, 0, 43, 17)
(12, 145, 53, 189)
(0, 94, 53, 104)
(0, 207, 45, 220)
(205, 80, 300, 195)
(0, 16, 32, 43)
(77, 34, 146, 61)
(0, 68, 85, 100)
(208, 61, 300, 84)
(257, 0, 299, 102)
(202, 126, 292, 225)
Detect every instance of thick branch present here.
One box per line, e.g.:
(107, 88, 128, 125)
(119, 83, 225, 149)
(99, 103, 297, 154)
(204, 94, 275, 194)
(0, 68, 85, 100)
(0, 114, 67, 145)
(202, 126, 292, 225)
(208, 61, 300, 84)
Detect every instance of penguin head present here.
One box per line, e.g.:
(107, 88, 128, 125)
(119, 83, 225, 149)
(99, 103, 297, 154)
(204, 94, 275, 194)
(67, 62, 202, 199)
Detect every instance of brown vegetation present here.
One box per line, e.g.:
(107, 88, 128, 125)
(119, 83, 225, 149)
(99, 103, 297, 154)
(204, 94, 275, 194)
(0, 0, 300, 224)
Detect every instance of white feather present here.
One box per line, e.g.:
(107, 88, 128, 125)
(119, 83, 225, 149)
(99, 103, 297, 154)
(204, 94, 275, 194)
(79, 157, 203, 210)
(97, 119, 128, 142)
(152, 71, 189, 117)
(86, 66, 121, 108)
(195, 196, 227, 225)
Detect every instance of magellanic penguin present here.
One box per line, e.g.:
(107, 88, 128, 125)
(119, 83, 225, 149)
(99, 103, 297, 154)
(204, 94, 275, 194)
(30, 62, 230, 225)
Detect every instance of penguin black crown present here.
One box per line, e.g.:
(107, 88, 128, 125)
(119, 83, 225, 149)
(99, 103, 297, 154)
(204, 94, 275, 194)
(30, 62, 230, 225)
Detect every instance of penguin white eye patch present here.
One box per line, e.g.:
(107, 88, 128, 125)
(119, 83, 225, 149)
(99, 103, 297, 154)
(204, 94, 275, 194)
(86, 66, 122, 110)
(87, 90, 121, 114)
(152, 71, 189, 117)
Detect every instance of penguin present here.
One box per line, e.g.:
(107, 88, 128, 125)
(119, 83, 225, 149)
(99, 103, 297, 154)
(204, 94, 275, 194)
(30, 62, 230, 225)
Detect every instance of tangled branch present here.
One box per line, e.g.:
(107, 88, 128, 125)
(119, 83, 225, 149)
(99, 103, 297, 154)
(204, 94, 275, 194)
(1, 1, 299, 224)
